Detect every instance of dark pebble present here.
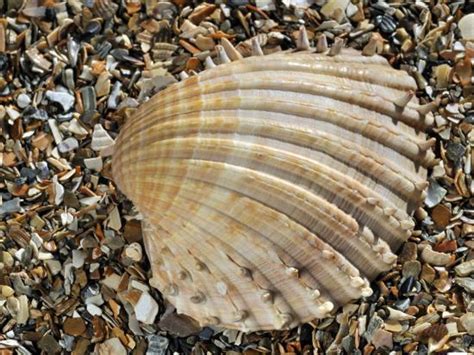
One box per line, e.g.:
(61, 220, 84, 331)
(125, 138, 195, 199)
(185, 336, 197, 345)
(394, 298, 411, 311)
(0, 53, 10, 73)
(446, 142, 466, 163)
(20, 167, 37, 182)
(461, 334, 473, 348)
(81, 283, 100, 300)
(198, 327, 214, 341)
(96, 41, 113, 59)
(341, 335, 355, 353)
(44, 7, 55, 21)
(300, 323, 313, 346)
(23, 107, 49, 121)
(110, 48, 130, 61)
(465, 112, 474, 124)
(374, 14, 398, 34)
(228, 0, 249, 6)
(316, 330, 333, 350)
(46, 102, 63, 115)
(85, 20, 102, 34)
(14, 176, 27, 185)
(400, 276, 415, 294)
(1, 192, 12, 200)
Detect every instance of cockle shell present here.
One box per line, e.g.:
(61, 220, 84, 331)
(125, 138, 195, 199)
(112, 43, 435, 331)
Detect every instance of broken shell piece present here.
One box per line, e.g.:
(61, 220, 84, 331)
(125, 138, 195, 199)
(112, 48, 433, 331)
(91, 124, 115, 151)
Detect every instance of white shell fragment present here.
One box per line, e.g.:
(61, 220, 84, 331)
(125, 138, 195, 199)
(112, 48, 434, 331)
(458, 13, 474, 41)
(91, 124, 115, 151)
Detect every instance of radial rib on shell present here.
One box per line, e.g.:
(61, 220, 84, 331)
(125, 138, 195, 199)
(112, 48, 433, 331)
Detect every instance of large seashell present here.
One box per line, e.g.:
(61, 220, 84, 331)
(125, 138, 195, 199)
(112, 42, 434, 331)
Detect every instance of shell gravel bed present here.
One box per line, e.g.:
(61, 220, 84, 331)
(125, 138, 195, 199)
(0, 0, 472, 354)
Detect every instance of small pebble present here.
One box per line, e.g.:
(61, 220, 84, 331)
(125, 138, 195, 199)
(16, 93, 31, 108)
(135, 292, 159, 324)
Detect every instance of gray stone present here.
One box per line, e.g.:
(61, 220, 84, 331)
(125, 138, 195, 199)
(58, 137, 79, 153)
(147, 335, 169, 355)
(0, 198, 21, 215)
(45, 90, 75, 111)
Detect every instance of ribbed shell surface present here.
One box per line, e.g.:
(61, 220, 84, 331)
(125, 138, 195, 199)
(112, 48, 433, 331)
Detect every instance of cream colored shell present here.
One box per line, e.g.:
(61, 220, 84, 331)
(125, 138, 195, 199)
(112, 48, 434, 331)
